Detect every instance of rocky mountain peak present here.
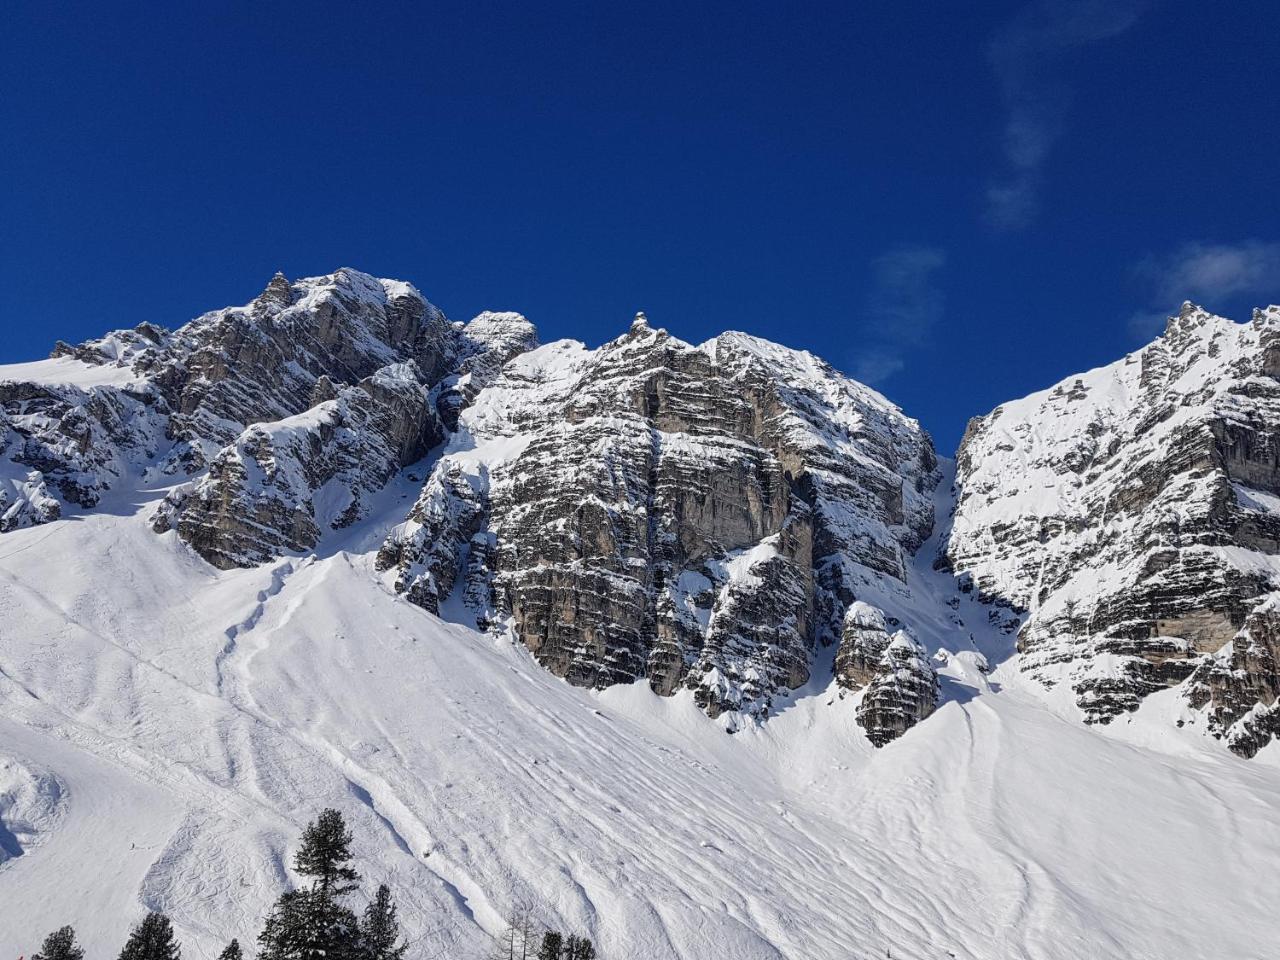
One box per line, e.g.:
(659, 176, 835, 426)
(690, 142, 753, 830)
(948, 304, 1280, 755)
(257, 270, 295, 309)
(0, 269, 469, 542)
(376, 313, 938, 729)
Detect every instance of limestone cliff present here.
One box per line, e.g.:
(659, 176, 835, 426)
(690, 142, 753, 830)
(379, 314, 940, 725)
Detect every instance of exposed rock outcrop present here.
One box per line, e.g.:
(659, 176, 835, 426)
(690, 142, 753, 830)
(0, 461, 60, 532)
(0, 370, 166, 525)
(154, 363, 441, 568)
(835, 601, 893, 689)
(855, 630, 939, 746)
(1186, 595, 1280, 757)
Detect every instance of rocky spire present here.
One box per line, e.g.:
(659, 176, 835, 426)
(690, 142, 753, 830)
(834, 601, 891, 690)
(258, 271, 294, 309)
(855, 630, 939, 747)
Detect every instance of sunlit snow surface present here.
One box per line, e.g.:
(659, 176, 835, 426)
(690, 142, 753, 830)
(1, 414, 1279, 957)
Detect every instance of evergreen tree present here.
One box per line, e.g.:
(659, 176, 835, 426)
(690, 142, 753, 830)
(257, 888, 360, 960)
(358, 885, 406, 960)
(117, 913, 181, 960)
(217, 939, 242, 960)
(32, 926, 84, 960)
(563, 935, 595, 960)
(294, 808, 360, 897)
(258, 810, 365, 960)
(535, 932, 563, 960)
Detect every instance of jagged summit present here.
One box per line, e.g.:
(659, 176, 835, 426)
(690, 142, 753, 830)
(1, 269, 495, 541)
(259, 270, 294, 307)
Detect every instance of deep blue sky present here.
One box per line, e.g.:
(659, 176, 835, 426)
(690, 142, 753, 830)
(2, 1, 1278, 450)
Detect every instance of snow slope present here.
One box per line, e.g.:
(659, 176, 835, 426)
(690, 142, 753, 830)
(3, 459, 1280, 960)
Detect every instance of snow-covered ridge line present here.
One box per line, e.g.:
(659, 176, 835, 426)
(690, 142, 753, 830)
(8, 273, 1280, 756)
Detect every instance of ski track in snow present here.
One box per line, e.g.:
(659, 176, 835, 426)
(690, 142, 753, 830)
(0, 467, 1278, 959)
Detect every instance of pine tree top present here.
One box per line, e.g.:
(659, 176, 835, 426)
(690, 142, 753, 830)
(536, 931, 564, 960)
(33, 926, 84, 960)
(117, 913, 181, 960)
(359, 884, 407, 960)
(294, 808, 360, 896)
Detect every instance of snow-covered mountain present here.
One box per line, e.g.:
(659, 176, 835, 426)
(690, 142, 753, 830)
(947, 302, 1280, 757)
(3, 271, 1280, 959)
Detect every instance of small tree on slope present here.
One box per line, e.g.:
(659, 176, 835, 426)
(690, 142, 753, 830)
(33, 925, 84, 960)
(359, 884, 407, 960)
(217, 939, 242, 960)
(535, 932, 563, 960)
(257, 809, 362, 960)
(294, 808, 361, 897)
(117, 913, 181, 960)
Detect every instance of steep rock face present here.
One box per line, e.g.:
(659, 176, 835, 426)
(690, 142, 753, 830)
(0, 367, 167, 527)
(854, 630, 939, 747)
(154, 363, 440, 568)
(1186, 596, 1280, 757)
(0, 269, 462, 548)
(380, 315, 939, 723)
(947, 303, 1280, 750)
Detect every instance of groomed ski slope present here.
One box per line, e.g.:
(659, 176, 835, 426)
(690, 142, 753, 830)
(1, 465, 1279, 960)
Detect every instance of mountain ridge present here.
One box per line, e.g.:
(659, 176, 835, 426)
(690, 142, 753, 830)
(3, 268, 1280, 958)
(8, 268, 1280, 756)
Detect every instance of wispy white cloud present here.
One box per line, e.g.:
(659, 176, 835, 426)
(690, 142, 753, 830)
(1136, 241, 1280, 303)
(1127, 240, 1280, 340)
(986, 0, 1146, 230)
(1125, 309, 1169, 341)
(852, 245, 947, 385)
(852, 349, 906, 386)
